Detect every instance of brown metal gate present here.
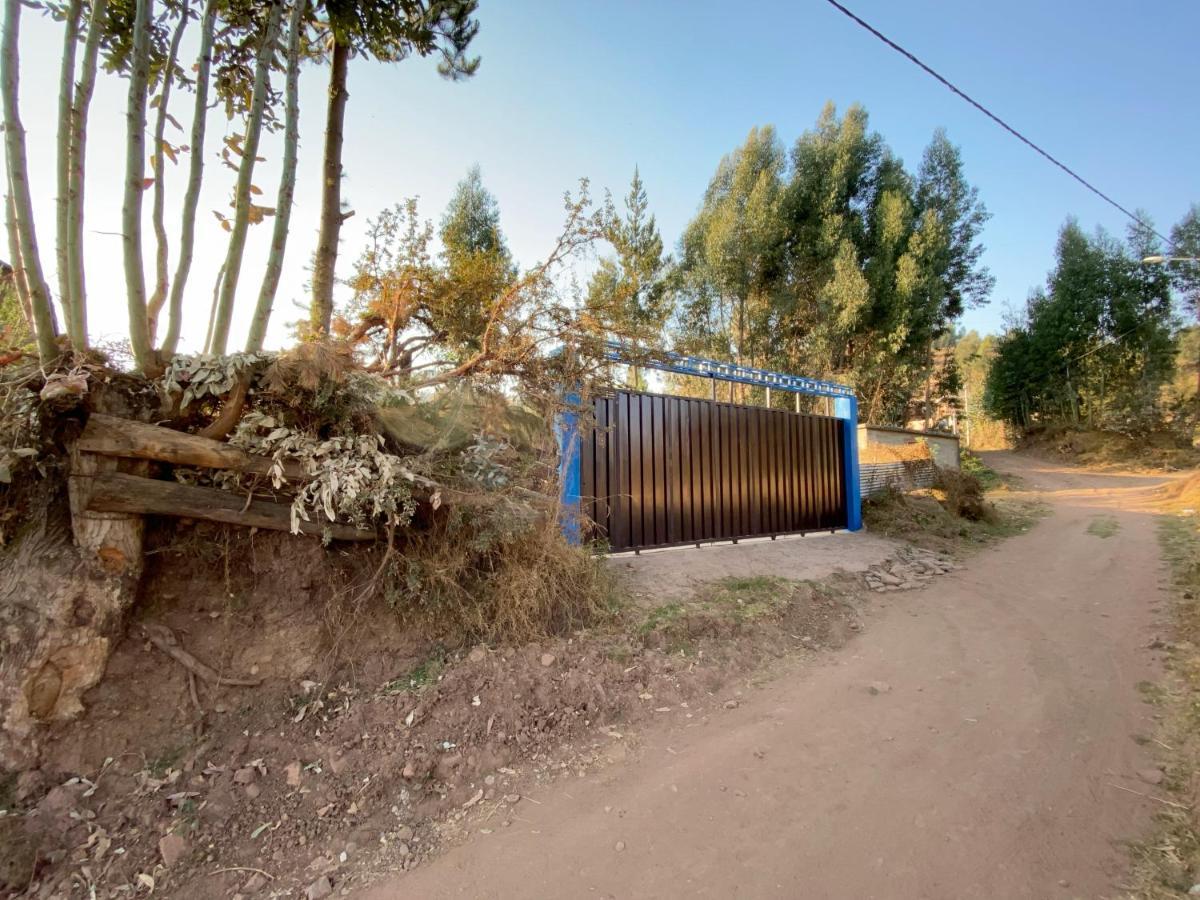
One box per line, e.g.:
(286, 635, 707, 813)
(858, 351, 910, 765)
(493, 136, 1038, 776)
(580, 390, 848, 552)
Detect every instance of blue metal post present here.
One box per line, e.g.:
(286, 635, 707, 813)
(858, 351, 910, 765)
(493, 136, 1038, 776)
(833, 395, 863, 532)
(557, 390, 583, 544)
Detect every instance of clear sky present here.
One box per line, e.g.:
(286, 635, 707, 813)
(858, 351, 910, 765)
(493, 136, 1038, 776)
(14, 0, 1200, 352)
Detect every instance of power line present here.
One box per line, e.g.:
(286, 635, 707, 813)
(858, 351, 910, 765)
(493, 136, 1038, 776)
(822, 0, 1175, 249)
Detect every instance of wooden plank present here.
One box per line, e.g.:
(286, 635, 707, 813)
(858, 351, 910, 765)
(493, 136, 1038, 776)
(86, 472, 377, 542)
(78, 413, 308, 481)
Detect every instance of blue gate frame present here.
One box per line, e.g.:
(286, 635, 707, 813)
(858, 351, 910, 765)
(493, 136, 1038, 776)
(558, 347, 862, 545)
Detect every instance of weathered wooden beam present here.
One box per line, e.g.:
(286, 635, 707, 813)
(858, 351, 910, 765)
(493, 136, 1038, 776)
(77, 414, 307, 481)
(86, 472, 377, 542)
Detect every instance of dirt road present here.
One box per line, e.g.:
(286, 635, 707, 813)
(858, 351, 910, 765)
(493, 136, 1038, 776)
(362, 453, 1174, 899)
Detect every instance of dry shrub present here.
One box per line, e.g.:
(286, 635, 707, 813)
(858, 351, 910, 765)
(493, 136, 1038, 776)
(389, 508, 618, 642)
(934, 467, 989, 521)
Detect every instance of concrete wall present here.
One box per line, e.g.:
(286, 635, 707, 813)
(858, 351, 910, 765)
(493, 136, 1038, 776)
(857, 425, 960, 470)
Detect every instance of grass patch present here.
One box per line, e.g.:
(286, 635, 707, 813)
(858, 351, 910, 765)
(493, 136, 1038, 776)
(1125, 514, 1200, 897)
(638, 602, 685, 636)
(635, 576, 804, 654)
(1087, 515, 1120, 538)
(382, 654, 445, 694)
(704, 575, 792, 621)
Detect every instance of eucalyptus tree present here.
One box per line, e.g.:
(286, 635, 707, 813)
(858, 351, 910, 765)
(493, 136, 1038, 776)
(670, 104, 994, 424)
(308, 0, 481, 339)
(2, 0, 57, 363)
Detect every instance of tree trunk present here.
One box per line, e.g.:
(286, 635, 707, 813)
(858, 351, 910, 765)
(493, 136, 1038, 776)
(121, 0, 154, 373)
(160, 0, 215, 358)
(308, 38, 350, 338)
(54, 0, 82, 346)
(245, 0, 305, 352)
(208, 0, 283, 355)
(64, 0, 107, 351)
(4, 187, 30, 327)
(144, 0, 189, 345)
(2, 0, 59, 365)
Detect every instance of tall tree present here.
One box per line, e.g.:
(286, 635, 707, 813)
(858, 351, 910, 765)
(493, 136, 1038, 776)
(675, 125, 785, 367)
(54, 0, 83, 345)
(308, 0, 481, 338)
(3, 0, 58, 363)
(246, 0, 308, 351)
(1170, 205, 1200, 319)
(671, 105, 993, 423)
(986, 217, 1177, 432)
(63, 0, 110, 351)
(207, 0, 284, 355)
(432, 165, 514, 354)
(915, 129, 994, 320)
(586, 167, 669, 344)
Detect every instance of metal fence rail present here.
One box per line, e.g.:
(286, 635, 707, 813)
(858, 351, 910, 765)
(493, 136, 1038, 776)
(581, 390, 848, 552)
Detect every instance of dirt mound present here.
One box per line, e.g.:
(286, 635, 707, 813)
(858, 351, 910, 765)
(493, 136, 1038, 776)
(1152, 471, 1200, 512)
(1020, 425, 1200, 472)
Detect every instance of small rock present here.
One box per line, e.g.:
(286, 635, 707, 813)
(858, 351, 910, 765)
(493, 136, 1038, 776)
(401, 762, 416, 779)
(540, 653, 556, 667)
(395, 825, 414, 842)
(244, 783, 261, 800)
(503, 793, 521, 804)
(1137, 768, 1165, 785)
(241, 873, 269, 894)
(284, 761, 302, 787)
(14, 770, 45, 803)
(396, 842, 411, 858)
(614, 840, 626, 852)
(233, 767, 257, 785)
(305, 876, 333, 900)
(158, 833, 188, 868)
(867, 681, 892, 695)
(723, 699, 740, 709)
(878, 572, 903, 586)
(468, 646, 487, 663)
(1187, 884, 1200, 895)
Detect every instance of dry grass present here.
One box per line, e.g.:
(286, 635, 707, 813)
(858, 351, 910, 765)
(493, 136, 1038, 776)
(1021, 425, 1200, 472)
(1126, 515, 1200, 898)
(933, 467, 988, 521)
(863, 478, 1046, 555)
(388, 512, 620, 642)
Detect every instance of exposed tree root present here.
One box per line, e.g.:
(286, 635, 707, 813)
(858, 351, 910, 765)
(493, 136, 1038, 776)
(140, 622, 260, 687)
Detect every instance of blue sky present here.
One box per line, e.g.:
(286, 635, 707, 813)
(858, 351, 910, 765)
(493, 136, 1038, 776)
(15, 0, 1200, 350)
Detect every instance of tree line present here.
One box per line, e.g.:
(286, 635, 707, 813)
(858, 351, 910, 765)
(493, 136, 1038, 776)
(985, 207, 1199, 436)
(659, 103, 994, 423)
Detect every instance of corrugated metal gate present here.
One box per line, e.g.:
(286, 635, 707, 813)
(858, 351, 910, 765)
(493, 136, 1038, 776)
(580, 390, 848, 552)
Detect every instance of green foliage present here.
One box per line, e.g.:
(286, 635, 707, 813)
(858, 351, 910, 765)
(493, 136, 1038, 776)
(670, 105, 992, 423)
(322, 0, 480, 75)
(1085, 516, 1119, 538)
(985, 217, 1178, 434)
(436, 165, 517, 353)
(959, 451, 1009, 491)
(587, 168, 670, 346)
(1170, 204, 1200, 319)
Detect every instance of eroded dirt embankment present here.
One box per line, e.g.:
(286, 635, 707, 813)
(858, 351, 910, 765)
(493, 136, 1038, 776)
(5, 512, 955, 898)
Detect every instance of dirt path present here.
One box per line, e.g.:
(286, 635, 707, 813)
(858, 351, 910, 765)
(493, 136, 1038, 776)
(360, 453, 1174, 899)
